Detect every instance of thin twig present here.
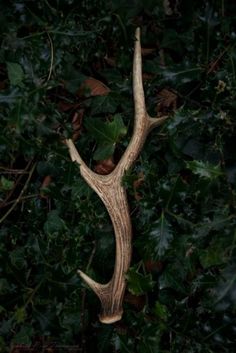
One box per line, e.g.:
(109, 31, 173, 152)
(0, 160, 32, 209)
(0, 194, 39, 208)
(0, 163, 36, 224)
(207, 44, 232, 75)
(184, 44, 234, 101)
(46, 32, 54, 82)
(0, 167, 30, 174)
(169, 88, 207, 109)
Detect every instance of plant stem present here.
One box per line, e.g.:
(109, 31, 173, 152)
(0, 162, 36, 224)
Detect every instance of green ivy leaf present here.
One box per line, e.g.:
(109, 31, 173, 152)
(93, 143, 115, 160)
(85, 114, 127, 160)
(90, 94, 118, 114)
(10, 248, 26, 269)
(12, 325, 34, 345)
(186, 160, 223, 180)
(199, 246, 225, 268)
(86, 114, 127, 144)
(0, 176, 14, 191)
(153, 302, 168, 322)
(126, 266, 155, 295)
(44, 210, 67, 234)
(15, 307, 26, 324)
(159, 265, 187, 294)
(6, 62, 24, 86)
(149, 212, 173, 257)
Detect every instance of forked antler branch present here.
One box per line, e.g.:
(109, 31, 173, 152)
(66, 28, 168, 324)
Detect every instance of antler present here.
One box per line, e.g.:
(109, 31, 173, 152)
(66, 28, 168, 324)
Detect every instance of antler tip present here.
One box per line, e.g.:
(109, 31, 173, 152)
(135, 27, 140, 38)
(78, 269, 96, 287)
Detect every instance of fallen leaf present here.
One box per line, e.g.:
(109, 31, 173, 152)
(58, 101, 81, 112)
(104, 55, 116, 67)
(94, 158, 116, 175)
(157, 88, 178, 114)
(78, 77, 110, 97)
(0, 80, 6, 90)
(133, 171, 145, 201)
(124, 292, 146, 310)
(40, 175, 52, 198)
(72, 110, 84, 141)
(142, 73, 155, 81)
(144, 260, 164, 273)
(141, 47, 156, 56)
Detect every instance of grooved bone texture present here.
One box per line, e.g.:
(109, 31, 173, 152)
(66, 27, 168, 324)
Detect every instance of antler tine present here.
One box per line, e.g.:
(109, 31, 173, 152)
(116, 28, 168, 176)
(133, 27, 146, 125)
(66, 27, 168, 324)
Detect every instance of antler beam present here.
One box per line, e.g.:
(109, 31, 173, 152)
(66, 28, 168, 324)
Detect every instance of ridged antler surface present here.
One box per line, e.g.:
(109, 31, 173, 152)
(66, 28, 168, 324)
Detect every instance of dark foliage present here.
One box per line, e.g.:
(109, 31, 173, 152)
(0, 0, 236, 352)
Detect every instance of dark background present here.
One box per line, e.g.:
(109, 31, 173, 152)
(0, 0, 236, 352)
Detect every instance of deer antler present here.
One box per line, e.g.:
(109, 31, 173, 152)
(66, 28, 168, 324)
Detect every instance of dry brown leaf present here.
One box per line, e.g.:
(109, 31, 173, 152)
(78, 77, 110, 97)
(124, 292, 146, 310)
(144, 260, 164, 273)
(133, 171, 145, 201)
(141, 47, 156, 56)
(104, 55, 116, 67)
(142, 73, 155, 81)
(72, 110, 84, 141)
(0, 80, 6, 91)
(58, 101, 81, 112)
(94, 158, 116, 175)
(40, 175, 52, 199)
(157, 88, 178, 114)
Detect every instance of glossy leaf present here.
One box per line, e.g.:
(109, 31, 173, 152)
(0, 176, 14, 191)
(6, 62, 24, 86)
(149, 212, 173, 257)
(127, 266, 155, 295)
(85, 114, 127, 160)
(186, 160, 223, 180)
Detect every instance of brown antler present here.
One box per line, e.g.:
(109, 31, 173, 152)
(66, 28, 168, 324)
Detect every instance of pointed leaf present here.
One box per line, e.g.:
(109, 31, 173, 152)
(85, 114, 127, 160)
(153, 302, 168, 321)
(86, 114, 127, 145)
(12, 325, 34, 345)
(6, 62, 24, 86)
(90, 95, 117, 114)
(10, 248, 26, 269)
(186, 160, 223, 180)
(93, 144, 115, 161)
(127, 267, 155, 296)
(43, 210, 67, 234)
(149, 213, 173, 257)
(0, 176, 14, 191)
(215, 264, 236, 308)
